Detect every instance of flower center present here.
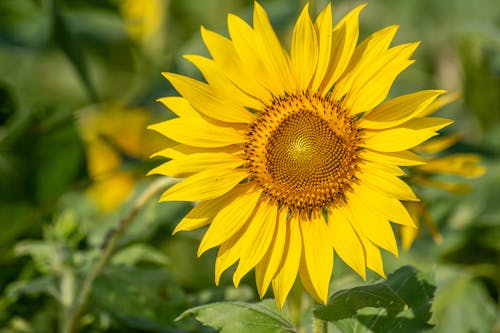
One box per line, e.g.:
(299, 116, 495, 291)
(245, 92, 362, 211)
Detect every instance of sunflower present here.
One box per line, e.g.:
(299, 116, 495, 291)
(149, 2, 451, 308)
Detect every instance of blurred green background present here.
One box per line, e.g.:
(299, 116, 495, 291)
(0, 0, 499, 332)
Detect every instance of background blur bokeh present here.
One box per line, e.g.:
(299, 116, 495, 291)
(0, 0, 499, 332)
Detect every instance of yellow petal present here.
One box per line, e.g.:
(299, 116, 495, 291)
(149, 117, 245, 148)
(298, 247, 323, 304)
(361, 149, 424, 166)
(157, 97, 200, 118)
(272, 213, 302, 309)
(310, 3, 332, 91)
(163, 72, 254, 123)
(87, 172, 135, 212)
(362, 128, 437, 152)
(359, 235, 386, 278)
(405, 201, 442, 249)
(417, 153, 486, 178)
(255, 207, 288, 298)
(78, 104, 164, 159)
(291, 3, 318, 89)
(360, 90, 445, 129)
(85, 140, 121, 178)
(160, 168, 247, 202)
(340, 208, 386, 278)
(253, 2, 294, 94)
(400, 201, 424, 250)
(148, 153, 243, 178)
(417, 91, 461, 117)
(197, 183, 261, 256)
(363, 161, 406, 176)
(332, 25, 399, 101)
(320, 4, 365, 94)
(300, 210, 333, 303)
(215, 233, 243, 285)
(150, 144, 241, 159)
(400, 225, 420, 251)
(233, 200, 278, 287)
(361, 167, 419, 201)
(172, 189, 242, 234)
(346, 191, 399, 257)
(353, 184, 416, 228)
(183, 55, 263, 110)
(344, 42, 418, 113)
(200, 26, 271, 102)
(401, 117, 453, 132)
(414, 133, 461, 154)
(226, 14, 276, 95)
(412, 175, 472, 194)
(327, 206, 366, 279)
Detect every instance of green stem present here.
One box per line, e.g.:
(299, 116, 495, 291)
(313, 315, 328, 333)
(62, 177, 174, 333)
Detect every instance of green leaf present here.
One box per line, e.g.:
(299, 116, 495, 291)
(178, 299, 297, 333)
(14, 240, 56, 274)
(6, 275, 59, 300)
(313, 283, 406, 322)
(111, 243, 170, 266)
(92, 266, 187, 329)
(314, 266, 436, 333)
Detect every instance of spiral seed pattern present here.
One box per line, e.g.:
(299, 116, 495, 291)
(245, 91, 363, 211)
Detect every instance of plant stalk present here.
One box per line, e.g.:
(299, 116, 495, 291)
(313, 315, 328, 333)
(62, 177, 174, 333)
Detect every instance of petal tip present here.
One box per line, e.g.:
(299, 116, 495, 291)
(196, 246, 205, 258)
(172, 225, 183, 235)
(350, 3, 368, 15)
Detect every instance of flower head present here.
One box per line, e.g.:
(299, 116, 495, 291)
(150, 2, 451, 308)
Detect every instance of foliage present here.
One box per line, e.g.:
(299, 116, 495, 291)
(182, 266, 436, 333)
(179, 300, 296, 333)
(315, 266, 435, 333)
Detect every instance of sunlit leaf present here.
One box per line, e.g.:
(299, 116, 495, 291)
(14, 240, 65, 275)
(313, 283, 406, 322)
(112, 243, 170, 266)
(178, 299, 297, 333)
(315, 266, 435, 333)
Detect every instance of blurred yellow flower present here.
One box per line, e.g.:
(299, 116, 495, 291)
(121, 0, 167, 54)
(79, 103, 168, 212)
(400, 93, 486, 250)
(150, 2, 451, 308)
